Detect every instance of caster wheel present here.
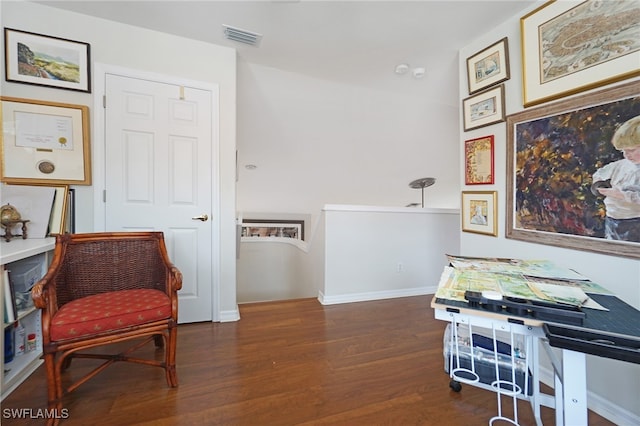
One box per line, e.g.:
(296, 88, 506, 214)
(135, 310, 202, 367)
(449, 379, 462, 392)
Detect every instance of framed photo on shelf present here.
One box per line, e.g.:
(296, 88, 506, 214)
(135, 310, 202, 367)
(463, 85, 505, 131)
(4, 28, 91, 93)
(465, 135, 494, 185)
(520, 1, 640, 107)
(1, 97, 91, 186)
(461, 191, 497, 236)
(506, 80, 640, 259)
(466, 37, 510, 95)
(48, 185, 69, 236)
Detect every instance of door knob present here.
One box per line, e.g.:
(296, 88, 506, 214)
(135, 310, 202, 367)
(192, 214, 209, 222)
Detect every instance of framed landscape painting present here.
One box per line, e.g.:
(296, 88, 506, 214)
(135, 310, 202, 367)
(4, 28, 91, 93)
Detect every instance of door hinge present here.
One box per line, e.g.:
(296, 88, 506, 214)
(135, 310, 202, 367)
(103, 190, 106, 203)
(103, 95, 106, 108)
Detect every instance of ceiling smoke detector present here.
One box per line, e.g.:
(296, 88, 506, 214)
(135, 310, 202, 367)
(223, 24, 262, 46)
(395, 63, 410, 75)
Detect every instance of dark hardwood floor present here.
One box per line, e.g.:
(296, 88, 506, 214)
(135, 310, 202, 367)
(2, 295, 613, 425)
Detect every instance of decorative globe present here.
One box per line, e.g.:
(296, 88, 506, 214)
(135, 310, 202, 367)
(0, 203, 21, 228)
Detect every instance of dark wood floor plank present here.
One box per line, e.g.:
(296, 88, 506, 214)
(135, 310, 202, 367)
(1, 295, 614, 425)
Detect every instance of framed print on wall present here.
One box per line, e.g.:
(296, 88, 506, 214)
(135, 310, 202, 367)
(466, 37, 510, 95)
(506, 79, 640, 259)
(461, 191, 497, 236)
(1, 97, 92, 185)
(520, 0, 640, 107)
(4, 28, 91, 93)
(241, 219, 305, 241)
(463, 85, 505, 131)
(465, 135, 494, 185)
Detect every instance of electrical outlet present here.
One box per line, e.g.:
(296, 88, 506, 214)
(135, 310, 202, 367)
(396, 263, 403, 273)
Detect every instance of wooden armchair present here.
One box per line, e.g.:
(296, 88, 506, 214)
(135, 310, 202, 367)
(31, 232, 182, 424)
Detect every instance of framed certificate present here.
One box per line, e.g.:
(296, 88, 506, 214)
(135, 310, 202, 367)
(1, 97, 91, 185)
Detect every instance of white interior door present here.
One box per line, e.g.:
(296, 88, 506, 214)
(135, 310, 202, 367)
(104, 73, 216, 323)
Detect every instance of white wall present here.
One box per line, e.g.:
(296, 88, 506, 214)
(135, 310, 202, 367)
(0, 2, 239, 318)
(321, 205, 460, 304)
(237, 240, 314, 302)
(234, 59, 461, 303)
(236, 61, 460, 215)
(458, 4, 640, 423)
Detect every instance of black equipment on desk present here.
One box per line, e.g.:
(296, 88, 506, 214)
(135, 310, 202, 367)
(464, 290, 585, 326)
(543, 324, 640, 364)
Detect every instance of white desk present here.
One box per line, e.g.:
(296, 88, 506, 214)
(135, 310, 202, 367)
(432, 293, 640, 426)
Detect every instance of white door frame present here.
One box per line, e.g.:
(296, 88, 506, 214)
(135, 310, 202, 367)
(93, 63, 221, 321)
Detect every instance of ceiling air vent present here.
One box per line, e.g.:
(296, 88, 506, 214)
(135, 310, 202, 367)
(223, 25, 262, 46)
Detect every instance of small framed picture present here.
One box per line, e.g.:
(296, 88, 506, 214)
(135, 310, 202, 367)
(241, 219, 304, 241)
(463, 85, 505, 131)
(466, 37, 510, 94)
(462, 191, 497, 236)
(465, 135, 494, 185)
(4, 28, 91, 93)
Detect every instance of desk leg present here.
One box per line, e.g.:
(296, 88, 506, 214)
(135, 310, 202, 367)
(561, 349, 587, 425)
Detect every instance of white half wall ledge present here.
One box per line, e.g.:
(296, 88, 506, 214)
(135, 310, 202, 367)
(318, 286, 439, 305)
(323, 204, 460, 215)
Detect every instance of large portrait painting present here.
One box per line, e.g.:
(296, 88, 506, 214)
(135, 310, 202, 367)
(506, 80, 640, 259)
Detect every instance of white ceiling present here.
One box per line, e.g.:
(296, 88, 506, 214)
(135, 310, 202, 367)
(38, 0, 538, 90)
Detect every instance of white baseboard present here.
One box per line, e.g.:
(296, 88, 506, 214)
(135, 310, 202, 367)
(318, 286, 437, 305)
(539, 366, 640, 425)
(218, 306, 240, 322)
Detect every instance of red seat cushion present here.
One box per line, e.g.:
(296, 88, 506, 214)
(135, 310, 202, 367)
(50, 289, 172, 342)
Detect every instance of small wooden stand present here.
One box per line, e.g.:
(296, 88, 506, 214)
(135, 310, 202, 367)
(1, 219, 30, 242)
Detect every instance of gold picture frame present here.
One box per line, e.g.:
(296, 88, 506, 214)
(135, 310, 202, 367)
(466, 37, 510, 95)
(461, 191, 497, 236)
(48, 185, 69, 235)
(520, 0, 640, 107)
(1, 97, 91, 185)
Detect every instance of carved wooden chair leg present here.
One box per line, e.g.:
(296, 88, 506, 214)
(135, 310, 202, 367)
(43, 352, 63, 426)
(166, 327, 178, 387)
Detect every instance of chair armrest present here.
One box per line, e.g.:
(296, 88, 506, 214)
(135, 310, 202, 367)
(31, 247, 64, 313)
(169, 265, 183, 292)
(31, 268, 60, 313)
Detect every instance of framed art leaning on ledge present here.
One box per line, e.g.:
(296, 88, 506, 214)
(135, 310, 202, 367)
(1, 97, 91, 185)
